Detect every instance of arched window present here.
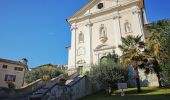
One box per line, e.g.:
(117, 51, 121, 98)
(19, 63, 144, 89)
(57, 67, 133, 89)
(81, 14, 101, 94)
(79, 31, 84, 43)
(124, 20, 132, 33)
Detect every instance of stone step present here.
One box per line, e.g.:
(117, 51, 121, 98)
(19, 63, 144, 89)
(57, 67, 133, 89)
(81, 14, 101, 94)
(2, 97, 29, 100)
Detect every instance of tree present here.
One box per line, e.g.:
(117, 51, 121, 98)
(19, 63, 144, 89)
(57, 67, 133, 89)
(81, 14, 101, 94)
(88, 54, 128, 94)
(100, 53, 119, 65)
(145, 20, 168, 63)
(156, 19, 170, 86)
(25, 66, 63, 83)
(145, 19, 170, 87)
(118, 35, 145, 93)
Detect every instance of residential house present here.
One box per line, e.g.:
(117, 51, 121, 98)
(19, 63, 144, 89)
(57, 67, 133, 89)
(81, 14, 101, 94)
(0, 58, 28, 89)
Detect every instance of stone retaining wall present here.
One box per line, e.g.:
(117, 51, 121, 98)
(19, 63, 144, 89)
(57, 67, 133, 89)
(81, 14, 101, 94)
(0, 79, 45, 99)
(128, 66, 159, 87)
(30, 75, 101, 100)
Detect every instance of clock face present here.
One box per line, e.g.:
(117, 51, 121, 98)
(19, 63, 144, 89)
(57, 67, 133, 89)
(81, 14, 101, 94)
(97, 3, 104, 9)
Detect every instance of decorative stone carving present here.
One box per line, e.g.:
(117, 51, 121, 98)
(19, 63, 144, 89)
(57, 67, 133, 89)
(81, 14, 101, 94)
(94, 44, 116, 51)
(77, 47, 85, 56)
(132, 9, 141, 14)
(77, 60, 86, 64)
(70, 25, 77, 31)
(85, 22, 93, 27)
(99, 24, 108, 43)
(124, 20, 132, 33)
(113, 15, 121, 19)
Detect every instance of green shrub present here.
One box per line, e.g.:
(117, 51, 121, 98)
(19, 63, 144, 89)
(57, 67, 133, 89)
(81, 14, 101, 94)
(25, 66, 63, 83)
(7, 82, 15, 89)
(88, 61, 128, 91)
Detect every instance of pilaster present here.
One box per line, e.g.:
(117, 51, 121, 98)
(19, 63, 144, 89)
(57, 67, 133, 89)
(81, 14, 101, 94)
(85, 22, 93, 66)
(113, 14, 122, 56)
(70, 24, 77, 69)
(132, 9, 145, 41)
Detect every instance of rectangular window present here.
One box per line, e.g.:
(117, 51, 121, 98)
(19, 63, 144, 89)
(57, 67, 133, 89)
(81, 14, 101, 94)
(2, 65, 8, 69)
(4, 74, 16, 82)
(14, 67, 23, 71)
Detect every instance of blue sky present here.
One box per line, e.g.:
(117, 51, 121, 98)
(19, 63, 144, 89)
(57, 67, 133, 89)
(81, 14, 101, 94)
(0, 0, 169, 68)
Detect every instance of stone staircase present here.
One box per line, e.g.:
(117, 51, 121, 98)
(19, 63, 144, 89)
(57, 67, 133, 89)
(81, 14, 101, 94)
(0, 73, 79, 100)
(2, 97, 29, 100)
(29, 72, 79, 100)
(28, 73, 101, 100)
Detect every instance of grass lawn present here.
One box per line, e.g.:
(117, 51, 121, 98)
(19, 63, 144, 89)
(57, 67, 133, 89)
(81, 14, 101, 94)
(81, 87, 170, 100)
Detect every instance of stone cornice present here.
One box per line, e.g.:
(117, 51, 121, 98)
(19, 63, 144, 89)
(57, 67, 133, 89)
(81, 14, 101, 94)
(132, 9, 142, 14)
(94, 46, 116, 52)
(113, 15, 121, 19)
(85, 22, 93, 27)
(75, 8, 138, 27)
(70, 25, 78, 31)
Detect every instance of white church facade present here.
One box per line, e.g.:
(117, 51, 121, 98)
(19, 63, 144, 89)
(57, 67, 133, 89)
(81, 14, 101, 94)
(67, 0, 147, 73)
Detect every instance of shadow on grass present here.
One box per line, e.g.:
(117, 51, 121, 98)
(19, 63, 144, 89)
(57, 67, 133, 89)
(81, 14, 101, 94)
(80, 87, 170, 100)
(116, 88, 158, 94)
(81, 93, 170, 100)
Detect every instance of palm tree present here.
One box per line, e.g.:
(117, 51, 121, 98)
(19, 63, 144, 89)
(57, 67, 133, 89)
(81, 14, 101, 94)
(119, 35, 145, 93)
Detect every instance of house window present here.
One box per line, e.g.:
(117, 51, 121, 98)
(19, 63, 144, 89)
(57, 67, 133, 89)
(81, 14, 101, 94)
(79, 31, 84, 43)
(14, 67, 23, 71)
(2, 65, 8, 69)
(124, 20, 132, 33)
(4, 75, 16, 82)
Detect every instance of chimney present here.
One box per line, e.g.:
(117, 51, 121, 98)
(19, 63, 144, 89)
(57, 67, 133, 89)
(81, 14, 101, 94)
(21, 58, 28, 65)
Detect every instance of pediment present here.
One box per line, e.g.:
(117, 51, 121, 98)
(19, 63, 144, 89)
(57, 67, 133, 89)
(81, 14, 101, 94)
(96, 44, 108, 50)
(77, 60, 86, 64)
(67, 0, 141, 23)
(94, 44, 116, 51)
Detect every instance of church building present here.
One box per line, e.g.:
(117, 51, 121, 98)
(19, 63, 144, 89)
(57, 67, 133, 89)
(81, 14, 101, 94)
(67, 0, 147, 73)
